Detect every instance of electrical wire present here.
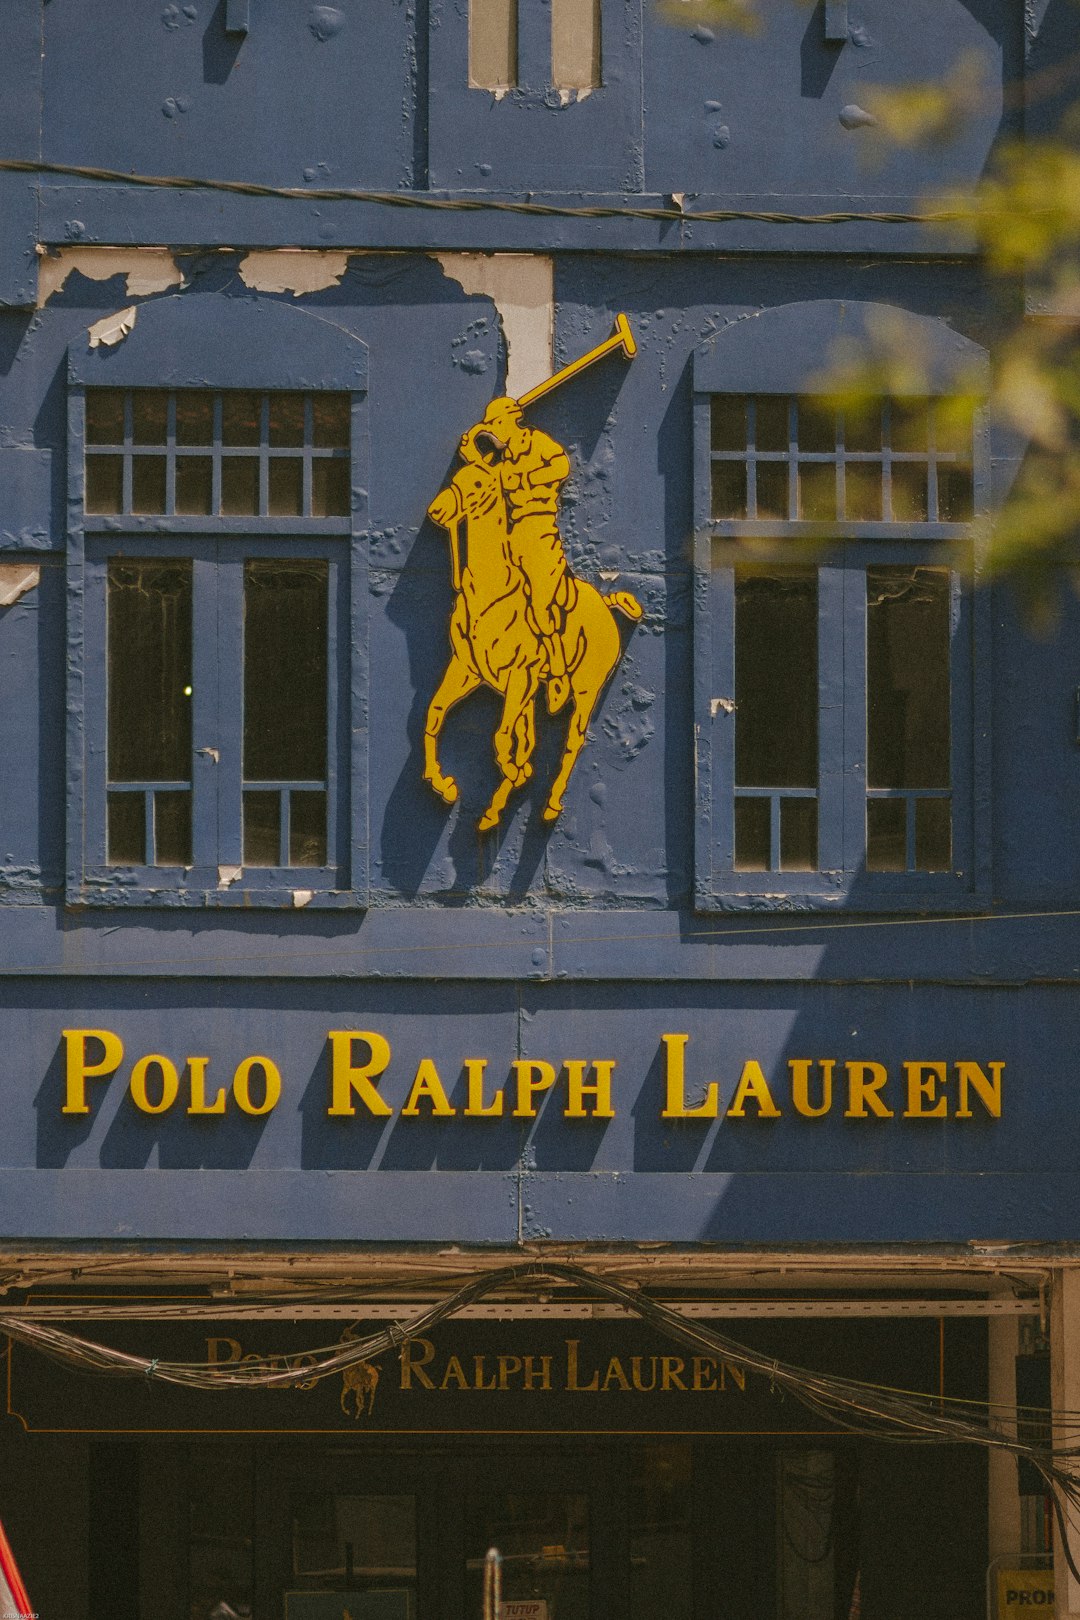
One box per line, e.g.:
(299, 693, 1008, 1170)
(4, 1260, 1079, 1571)
(0, 158, 970, 227)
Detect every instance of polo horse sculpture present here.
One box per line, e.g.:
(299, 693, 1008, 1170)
(423, 316, 642, 831)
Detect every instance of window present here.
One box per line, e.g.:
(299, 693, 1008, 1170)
(693, 301, 990, 911)
(469, 0, 600, 90)
(66, 294, 370, 906)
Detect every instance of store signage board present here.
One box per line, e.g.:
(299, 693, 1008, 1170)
(996, 1568, 1054, 1615)
(5, 1318, 961, 1437)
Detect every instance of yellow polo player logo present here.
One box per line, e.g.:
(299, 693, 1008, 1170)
(423, 315, 643, 830)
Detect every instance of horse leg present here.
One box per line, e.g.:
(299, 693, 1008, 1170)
(480, 668, 536, 831)
(423, 654, 482, 805)
(543, 644, 612, 823)
(513, 701, 536, 784)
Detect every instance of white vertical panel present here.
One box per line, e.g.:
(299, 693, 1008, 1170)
(469, 0, 517, 89)
(551, 0, 600, 89)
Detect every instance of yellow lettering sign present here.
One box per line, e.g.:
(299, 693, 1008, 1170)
(327, 1030, 393, 1117)
(62, 1027, 124, 1114)
(660, 1033, 720, 1119)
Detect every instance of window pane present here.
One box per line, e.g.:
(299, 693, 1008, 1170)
(176, 457, 214, 516)
(934, 397, 975, 456)
(189, 1444, 254, 1620)
(108, 560, 192, 782)
(269, 392, 306, 447)
(221, 391, 262, 447)
(86, 455, 123, 514)
(290, 790, 327, 866)
(221, 457, 260, 515)
(798, 462, 836, 521)
(915, 796, 951, 871)
(735, 569, 818, 787)
(85, 389, 125, 445)
(175, 390, 214, 447)
(131, 456, 166, 514)
(630, 1443, 693, 1620)
(243, 790, 281, 867)
(797, 397, 836, 455)
(154, 789, 191, 866)
(866, 566, 950, 789)
(311, 459, 350, 518)
(243, 561, 328, 781)
(777, 1452, 836, 1620)
(469, 0, 516, 88)
(755, 461, 789, 520)
(313, 395, 351, 449)
(843, 462, 882, 522)
(891, 397, 929, 453)
(711, 461, 746, 520)
(754, 396, 789, 453)
(269, 458, 303, 517)
(467, 1493, 588, 1620)
(107, 793, 145, 865)
(781, 798, 817, 870)
(292, 1493, 416, 1600)
(132, 390, 168, 446)
(552, 0, 600, 88)
(937, 465, 974, 522)
(734, 797, 770, 871)
(866, 799, 906, 871)
(711, 396, 746, 452)
(890, 462, 928, 522)
(844, 403, 882, 454)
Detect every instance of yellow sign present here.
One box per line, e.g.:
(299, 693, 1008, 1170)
(58, 1027, 1006, 1124)
(423, 316, 642, 830)
(997, 1568, 1054, 1615)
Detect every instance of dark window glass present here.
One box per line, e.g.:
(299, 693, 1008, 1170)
(934, 397, 975, 456)
(107, 793, 145, 865)
(866, 566, 950, 789)
(243, 561, 328, 781)
(891, 397, 929, 453)
(313, 395, 351, 449)
(630, 1443, 693, 1620)
(799, 462, 837, 521)
(107, 559, 192, 782)
(844, 403, 882, 454)
(268, 458, 304, 517)
(175, 390, 214, 447)
(221, 392, 262, 447)
(131, 456, 167, 514)
(735, 569, 818, 788)
(754, 396, 789, 453)
(292, 1493, 416, 1606)
(781, 797, 817, 870)
(711, 396, 746, 453)
(154, 789, 191, 866)
(866, 799, 906, 871)
(175, 457, 214, 516)
(711, 461, 746, 520)
(755, 461, 789, 520)
(243, 791, 281, 867)
(290, 790, 327, 866)
(189, 1445, 255, 1620)
(890, 462, 928, 522)
(844, 462, 882, 522)
(311, 460, 350, 518)
(85, 390, 125, 446)
(132, 390, 168, 446)
(798, 397, 836, 455)
(268, 393, 306, 448)
(221, 458, 259, 516)
(86, 455, 123, 515)
(937, 465, 974, 523)
(467, 1494, 589, 1620)
(915, 796, 952, 871)
(734, 797, 770, 870)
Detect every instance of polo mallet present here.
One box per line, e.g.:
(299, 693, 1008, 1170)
(515, 312, 637, 410)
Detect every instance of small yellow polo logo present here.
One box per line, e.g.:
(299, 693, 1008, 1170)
(424, 315, 642, 830)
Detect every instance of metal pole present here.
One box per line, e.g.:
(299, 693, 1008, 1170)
(483, 1545, 502, 1620)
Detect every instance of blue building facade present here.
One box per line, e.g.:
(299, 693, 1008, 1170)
(0, 2, 1077, 1616)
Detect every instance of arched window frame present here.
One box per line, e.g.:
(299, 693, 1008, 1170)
(692, 299, 992, 912)
(65, 292, 371, 908)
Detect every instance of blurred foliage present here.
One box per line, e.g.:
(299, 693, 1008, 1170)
(656, 0, 1080, 607)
